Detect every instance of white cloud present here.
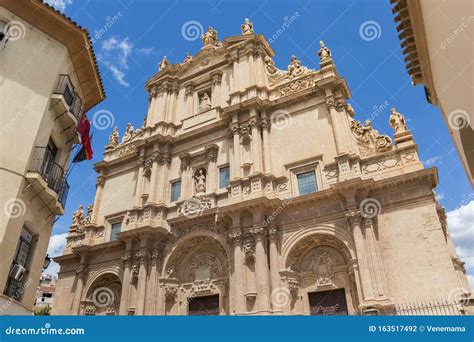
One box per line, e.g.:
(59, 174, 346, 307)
(137, 47, 154, 56)
(44, 0, 72, 12)
(435, 192, 444, 201)
(42, 232, 67, 277)
(98, 36, 133, 87)
(447, 200, 474, 286)
(422, 155, 442, 167)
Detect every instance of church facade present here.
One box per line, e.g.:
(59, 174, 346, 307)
(53, 21, 470, 316)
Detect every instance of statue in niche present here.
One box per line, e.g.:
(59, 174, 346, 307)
(287, 55, 303, 78)
(72, 205, 84, 226)
(194, 169, 206, 194)
(158, 56, 170, 70)
(122, 123, 135, 143)
(202, 27, 218, 47)
(106, 126, 119, 149)
(318, 40, 331, 61)
(241, 18, 254, 35)
(183, 52, 192, 64)
(199, 93, 212, 112)
(389, 107, 408, 134)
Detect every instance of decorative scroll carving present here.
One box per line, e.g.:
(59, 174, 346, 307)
(177, 195, 212, 217)
(278, 74, 316, 97)
(114, 144, 137, 158)
(165, 287, 177, 301)
(299, 247, 344, 285)
(350, 119, 392, 154)
(185, 253, 223, 281)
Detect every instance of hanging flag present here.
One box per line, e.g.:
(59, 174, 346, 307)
(74, 113, 93, 161)
(76, 112, 91, 141)
(72, 133, 93, 163)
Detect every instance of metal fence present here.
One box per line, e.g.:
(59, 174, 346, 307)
(379, 299, 465, 316)
(29, 146, 69, 208)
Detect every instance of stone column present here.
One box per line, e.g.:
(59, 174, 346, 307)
(249, 110, 262, 174)
(161, 82, 171, 123)
(211, 71, 222, 108)
(346, 210, 375, 301)
(72, 261, 87, 315)
(179, 154, 191, 199)
(135, 246, 149, 315)
(325, 94, 347, 155)
(251, 212, 270, 313)
(268, 225, 280, 295)
(91, 176, 105, 224)
(261, 113, 272, 174)
(168, 82, 179, 123)
(248, 51, 255, 86)
(156, 152, 171, 203)
(145, 249, 160, 315)
(147, 151, 159, 204)
(185, 83, 194, 116)
(193, 91, 199, 114)
(135, 156, 146, 207)
(146, 86, 157, 127)
(119, 249, 132, 315)
(363, 217, 388, 298)
(229, 230, 244, 314)
(206, 145, 218, 193)
(232, 56, 240, 93)
(231, 121, 241, 179)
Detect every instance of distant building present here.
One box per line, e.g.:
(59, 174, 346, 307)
(390, 0, 473, 186)
(54, 20, 469, 316)
(0, 0, 104, 315)
(34, 275, 56, 309)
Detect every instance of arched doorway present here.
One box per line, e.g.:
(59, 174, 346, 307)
(162, 235, 230, 315)
(81, 273, 122, 315)
(283, 234, 360, 315)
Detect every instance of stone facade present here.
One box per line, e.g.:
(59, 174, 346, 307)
(53, 23, 470, 316)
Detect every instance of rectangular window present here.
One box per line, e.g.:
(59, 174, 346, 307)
(297, 171, 318, 195)
(170, 180, 181, 202)
(3, 227, 34, 301)
(219, 166, 230, 189)
(110, 222, 122, 241)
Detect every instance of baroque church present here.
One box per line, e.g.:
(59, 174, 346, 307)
(53, 20, 470, 316)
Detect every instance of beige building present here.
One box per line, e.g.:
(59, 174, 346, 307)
(0, 0, 104, 314)
(54, 21, 469, 316)
(391, 0, 474, 186)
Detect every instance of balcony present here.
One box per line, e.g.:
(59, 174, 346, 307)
(49, 75, 83, 144)
(25, 147, 69, 215)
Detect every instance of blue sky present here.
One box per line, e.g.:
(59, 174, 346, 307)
(44, 0, 473, 282)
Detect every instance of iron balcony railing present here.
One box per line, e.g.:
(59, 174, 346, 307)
(53, 74, 82, 121)
(29, 146, 70, 208)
